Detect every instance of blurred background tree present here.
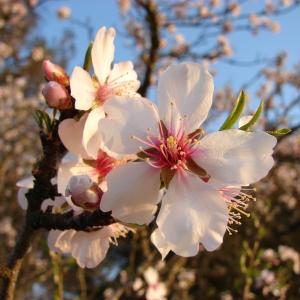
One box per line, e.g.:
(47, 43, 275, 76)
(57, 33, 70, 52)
(0, 0, 300, 299)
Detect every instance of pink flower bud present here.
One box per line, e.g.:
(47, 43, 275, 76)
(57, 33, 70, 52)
(42, 81, 72, 110)
(66, 175, 103, 211)
(42, 60, 69, 86)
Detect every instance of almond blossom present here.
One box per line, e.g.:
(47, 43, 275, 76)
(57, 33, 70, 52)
(143, 267, 167, 300)
(91, 62, 276, 257)
(16, 176, 131, 268)
(69, 26, 140, 158)
(57, 112, 115, 196)
(45, 189, 131, 269)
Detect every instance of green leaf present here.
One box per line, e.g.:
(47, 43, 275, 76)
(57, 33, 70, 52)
(239, 100, 264, 131)
(33, 109, 52, 132)
(33, 110, 43, 128)
(267, 128, 291, 136)
(83, 42, 93, 71)
(219, 90, 246, 130)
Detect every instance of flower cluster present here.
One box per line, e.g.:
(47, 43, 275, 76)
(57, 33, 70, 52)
(19, 26, 277, 268)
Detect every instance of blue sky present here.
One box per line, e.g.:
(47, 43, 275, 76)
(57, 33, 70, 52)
(36, 0, 300, 122)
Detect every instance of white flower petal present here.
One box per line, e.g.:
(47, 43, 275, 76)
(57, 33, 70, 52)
(48, 230, 76, 253)
(100, 162, 161, 225)
(193, 129, 277, 186)
(16, 176, 34, 210)
(82, 107, 105, 159)
(150, 229, 171, 260)
(99, 96, 159, 158)
(69, 229, 110, 268)
(16, 176, 34, 189)
(144, 267, 159, 285)
(108, 61, 139, 84)
(157, 172, 228, 256)
(92, 27, 115, 84)
(58, 113, 91, 159)
(70, 66, 95, 110)
(17, 188, 28, 210)
(157, 62, 214, 133)
(146, 283, 167, 300)
(238, 115, 253, 128)
(41, 196, 66, 212)
(108, 61, 140, 95)
(48, 229, 110, 268)
(57, 160, 95, 195)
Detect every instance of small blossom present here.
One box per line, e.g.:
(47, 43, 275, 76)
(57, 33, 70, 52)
(42, 60, 69, 86)
(119, 0, 131, 14)
(42, 81, 72, 110)
(144, 267, 167, 300)
(32, 46, 44, 61)
(278, 245, 300, 274)
(57, 6, 71, 19)
(229, 2, 241, 16)
(69, 27, 140, 155)
(66, 175, 103, 211)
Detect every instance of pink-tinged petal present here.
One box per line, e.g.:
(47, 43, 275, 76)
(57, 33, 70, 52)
(193, 129, 277, 186)
(82, 107, 105, 159)
(70, 66, 95, 110)
(57, 160, 95, 195)
(69, 229, 110, 268)
(16, 176, 34, 189)
(16, 177, 34, 210)
(58, 113, 91, 159)
(48, 230, 75, 253)
(150, 229, 171, 260)
(157, 62, 214, 133)
(100, 162, 161, 225)
(48, 229, 111, 268)
(108, 61, 140, 95)
(98, 96, 159, 159)
(92, 27, 115, 85)
(157, 172, 228, 255)
(108, 61, 138, 83)
(42, 81, 71, 110)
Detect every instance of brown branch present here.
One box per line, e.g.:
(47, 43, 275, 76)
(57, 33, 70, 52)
(0, 109, 75, 300)
(136, 0, 160, 97)
(29, 209, 115, 231)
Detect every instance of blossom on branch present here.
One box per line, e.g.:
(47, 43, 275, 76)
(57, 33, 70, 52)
(69, 26, 140, 158)
(90, 62, 276, 257)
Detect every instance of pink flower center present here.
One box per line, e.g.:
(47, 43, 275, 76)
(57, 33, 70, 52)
(96, 84, 113, 105)
(95, 151, 115, 178)
(138, 122, 196, 171)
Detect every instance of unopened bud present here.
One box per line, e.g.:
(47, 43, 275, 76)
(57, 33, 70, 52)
(57, 6, 71, 19)
(66, 175, 103, 211)
(42, 81, 72, 110)
(42, 60, 69, 86)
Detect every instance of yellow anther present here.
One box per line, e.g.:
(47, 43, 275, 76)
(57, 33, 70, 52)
(166, 136, 177, 149)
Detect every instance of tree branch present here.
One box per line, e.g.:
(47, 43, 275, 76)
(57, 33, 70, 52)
(0, 109, 75, 300)
(29, 209, 115, 231)
(136, 0, 160, 97)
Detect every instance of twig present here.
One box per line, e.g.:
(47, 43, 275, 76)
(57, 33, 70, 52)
(136, 0, 160, 96)
(29, 209, 115, 231)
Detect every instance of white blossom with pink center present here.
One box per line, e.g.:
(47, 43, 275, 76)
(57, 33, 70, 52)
(43, 196, 132, 269)
(16, 176, 132, 268)
(91, 62, 276, 257)
(143, 267, 167, 300)
(58, 111, 115, 198)
(69, 26, 140, 158)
